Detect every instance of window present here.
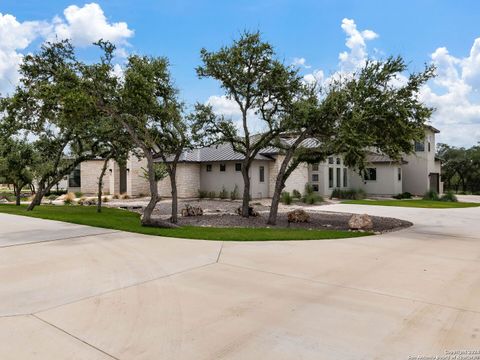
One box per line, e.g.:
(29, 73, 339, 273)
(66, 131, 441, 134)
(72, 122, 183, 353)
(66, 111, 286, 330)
(328, 157, 334, 164)
(68, 166, 81, 188)
(259, 166, 265, 182)
(363, 168, 377, 181)
(220, 163, 226, 172)
(415, 141, 425, 152)
(312, 184, 319, 192)
(398, 168, 402, 181)
(312, 163, 319, 171)
(428, 141, 431, 152)
(336, 168, 341, 187)
(206, 164, 212, 172)
(336, 157, 341, 165)
(312, 174, 319, 182)
(343, 168, 348, 188)
(328, 167, 334, 188)
(235, 163, 242, 172)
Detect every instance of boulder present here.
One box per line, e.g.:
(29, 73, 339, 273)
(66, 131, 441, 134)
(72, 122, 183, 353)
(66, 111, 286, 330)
(0, 198, 8, 204)
(236, 206, 259, 217)
(287, 209, 310, 223)
(348, 214, 373, 230)
(181, 204, 203, 217)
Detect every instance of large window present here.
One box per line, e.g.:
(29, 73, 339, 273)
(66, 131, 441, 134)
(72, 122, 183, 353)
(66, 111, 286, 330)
(343, 168, 348, 188)
(68, 166, 81, 188)
(415, 141, 425, 152)
(220, 163, 226, 172)
(328, 167, 334, 188)
(363, 168, 377, 181)
(259, 166, 265, 182)
(235, 163, 242, 172)
(336, 168, 341, 187)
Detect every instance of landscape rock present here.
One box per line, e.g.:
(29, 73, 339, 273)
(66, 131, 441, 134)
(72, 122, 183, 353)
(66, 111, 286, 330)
(181, 204, 204, 217)
(0, 198, 8, 203)
(236, 206, 259, 217)
(287, 209, 310, 223)
(348, 214, 373, 230)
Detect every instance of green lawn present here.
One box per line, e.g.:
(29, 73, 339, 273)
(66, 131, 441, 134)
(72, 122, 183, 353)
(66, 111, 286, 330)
(342, 199, 480, 208)
(0, 204, 371, 241)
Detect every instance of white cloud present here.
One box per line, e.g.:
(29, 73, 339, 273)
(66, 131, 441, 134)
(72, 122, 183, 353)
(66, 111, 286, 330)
(292, 57, 311, 69)
(303, 69, 324, 85)
(0, 3, 133, 95)
(51, 3, 133, 47)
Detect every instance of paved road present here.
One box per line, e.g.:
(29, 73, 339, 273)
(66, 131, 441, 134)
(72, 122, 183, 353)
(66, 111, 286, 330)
(0, 204, 479, 360)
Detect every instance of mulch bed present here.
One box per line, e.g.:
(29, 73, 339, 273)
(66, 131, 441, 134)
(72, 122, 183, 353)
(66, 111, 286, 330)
(176, 211, 412, 233)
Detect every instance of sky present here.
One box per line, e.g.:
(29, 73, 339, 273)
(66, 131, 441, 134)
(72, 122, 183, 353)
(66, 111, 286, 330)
(1, 0, 480, 147)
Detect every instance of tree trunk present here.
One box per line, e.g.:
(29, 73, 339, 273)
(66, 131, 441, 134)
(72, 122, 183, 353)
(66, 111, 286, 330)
(241, 164, 251, 217)
(169, 165, 178, 223)
(27, 181, 54, 211)
(14, 184, 21, 206)
(97, 157, 110, 213)
(267, 182, 285, 225)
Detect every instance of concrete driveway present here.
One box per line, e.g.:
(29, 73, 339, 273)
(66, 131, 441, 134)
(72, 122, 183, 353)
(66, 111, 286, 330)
(1, 204, 479, 360)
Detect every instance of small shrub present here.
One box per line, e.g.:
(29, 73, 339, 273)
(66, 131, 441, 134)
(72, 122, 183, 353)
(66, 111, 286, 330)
(138, 193, 146, 197)
(219, 186, 228, 200)
(47, 194, 58, 201)
(330, 188, 366, 200)
(292, 189, 302, 199)
(112, 193, 120, 199)
(198, 190, 208, 199)
(440, 191, 458, 202)
(393, 192, 413, 200)
(230, 184, 239, 200)
(281, 191, 293, 205)
(208, 191, 216, 199)
(102, 196, 110, 202)
(423, 190, 439, 201)
(64, 192, 76, 205)
(74, 191, 83, 198)
(304, 183, 315, 195)
(302, 193, 323, 204)
(120, 193, 130, 200)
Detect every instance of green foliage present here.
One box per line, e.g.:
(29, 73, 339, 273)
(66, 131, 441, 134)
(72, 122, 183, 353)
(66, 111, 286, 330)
(330, 188, 366, 200)
(219, 186, 228, 199)
(302, 184, 323, 204)
(230, 184, 239, 200)
(47, 194, 58, 201)
(292, 189, 302, 199)
(198, 190, 208, 199)
(281, 191, 293, 205)
(343, 199, 478, 208)
(393, 192, 413, 199)
(74, 191, 83, 198)
(207, 191, 216, 199)
(423, 190, 439, 201)
(440, 191, 458, 202)
(141, 164, 168, 182)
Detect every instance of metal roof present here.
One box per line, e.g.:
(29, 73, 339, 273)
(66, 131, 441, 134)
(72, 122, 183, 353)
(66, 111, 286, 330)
(366, 152, 408, 164)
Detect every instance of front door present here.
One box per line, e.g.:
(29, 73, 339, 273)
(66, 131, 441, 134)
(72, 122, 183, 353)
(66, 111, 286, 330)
(429, 173, 439, 193)
(120, 166, 127, 194)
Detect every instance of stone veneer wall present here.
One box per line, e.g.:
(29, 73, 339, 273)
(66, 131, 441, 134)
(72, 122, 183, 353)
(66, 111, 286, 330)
(80, 160, 110, 195)
(158, 163, 201, 198)
(268, 155, 309, 197)
(127, 156, 150, 196)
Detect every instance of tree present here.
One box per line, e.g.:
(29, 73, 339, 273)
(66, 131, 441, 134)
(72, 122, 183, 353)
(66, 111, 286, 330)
(119, 55, 184, 227)
(196, 31, 303, 217)
(267, 57, 436, 224)
(0, 138, 37, 205)
(0, 40, 113, 211)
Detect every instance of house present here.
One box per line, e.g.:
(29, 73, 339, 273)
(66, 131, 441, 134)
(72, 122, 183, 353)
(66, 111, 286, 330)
(68, 126, 442, 198)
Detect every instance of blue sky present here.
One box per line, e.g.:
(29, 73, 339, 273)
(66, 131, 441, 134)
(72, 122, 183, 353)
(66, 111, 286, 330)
(1, 1, 480, 146)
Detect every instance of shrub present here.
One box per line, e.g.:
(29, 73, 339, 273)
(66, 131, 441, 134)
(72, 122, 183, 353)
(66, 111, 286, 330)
(102, 196, 110, 202)
(230, 184, 239, 200)
(112, 194, 120, 199)
(292, 189, 302, 199)
(440, 191, 458, 202)
(74, 191, 83, 198)
(330, 188, 366, 200)
(47, 194, 58, 201)
(64, 192, 76, 205)
(423, 190, 439, 201)
(281, 191, 293, 205)
(198, 190, 208, 199)
(208, 191, 216, 199)
(302, 193, 323, 204)
(219, 186, 228, 199)
(393, 192, 413, 200)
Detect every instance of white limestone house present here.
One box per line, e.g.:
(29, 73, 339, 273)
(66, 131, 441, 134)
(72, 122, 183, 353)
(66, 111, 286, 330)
(69, 126, 442, 198)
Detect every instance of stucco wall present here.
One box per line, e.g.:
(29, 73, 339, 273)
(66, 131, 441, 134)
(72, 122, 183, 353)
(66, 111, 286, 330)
(349, 164, 402, 195)
(158, 163, 201, 198)
(80, 160, 110, 195)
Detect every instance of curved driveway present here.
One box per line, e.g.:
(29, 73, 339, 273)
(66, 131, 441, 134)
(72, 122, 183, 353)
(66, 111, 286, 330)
(1, 203, 479, 359)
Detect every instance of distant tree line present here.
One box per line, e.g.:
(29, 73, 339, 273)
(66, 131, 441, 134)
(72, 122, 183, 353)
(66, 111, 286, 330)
(437, 143, 480, 194)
